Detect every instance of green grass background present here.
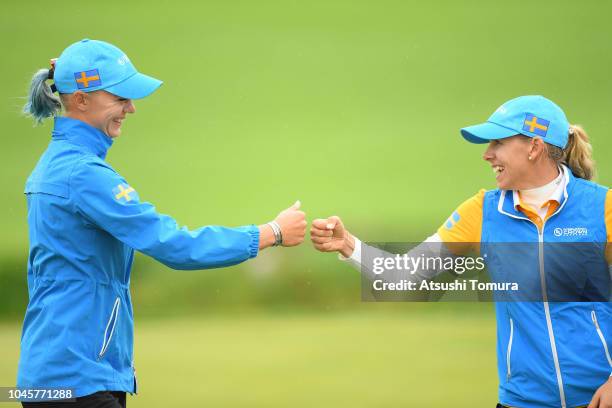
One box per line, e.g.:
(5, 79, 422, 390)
(1, 0, 611, 406)
(0, 308, 498, 407)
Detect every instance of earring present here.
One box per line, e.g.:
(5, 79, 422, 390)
(528, 156, 532, 160)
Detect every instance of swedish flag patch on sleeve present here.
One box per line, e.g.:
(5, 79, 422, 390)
(113, 183, 137, 203)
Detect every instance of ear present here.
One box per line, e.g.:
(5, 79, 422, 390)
(71, 91, 89, 112)
(529, 137, 546, 160)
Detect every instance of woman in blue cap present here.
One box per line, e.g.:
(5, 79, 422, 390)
(311, 95, 611, 408)
(18, 39, 307, 408)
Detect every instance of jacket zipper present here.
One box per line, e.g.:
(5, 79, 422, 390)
(498, 194, 567, 408)
(591, 310, 612, 367)
(98, 297, 121, 359)
(506, 318, 513, 381)
(498, 185, 571, 407)
(537, 226, 566, 408)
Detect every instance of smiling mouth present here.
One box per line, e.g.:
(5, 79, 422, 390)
(493, 165, 505, 177)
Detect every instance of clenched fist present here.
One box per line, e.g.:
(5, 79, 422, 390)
(310, 216, 355, 257)
(258, 201, 307, 249)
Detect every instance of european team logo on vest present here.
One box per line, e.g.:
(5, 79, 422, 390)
(553, 227, 588, 237)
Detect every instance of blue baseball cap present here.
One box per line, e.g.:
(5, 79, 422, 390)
(54, 39, 162, 99)
(460, 95, 570, 149)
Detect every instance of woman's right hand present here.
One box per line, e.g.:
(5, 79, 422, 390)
(310, 216, 355, 258)
(274, 201, 307, 247)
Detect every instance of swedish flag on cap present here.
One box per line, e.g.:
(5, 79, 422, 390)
(522, 113, 549, 137)
(74, 69, 101, 89)
(460, 95, 570, 149)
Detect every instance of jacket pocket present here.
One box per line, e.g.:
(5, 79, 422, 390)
(591, 310, 612, 367)
(506, 318, 514, 381)
(98, 297, 121, 360)
(24, 181, 69, 198)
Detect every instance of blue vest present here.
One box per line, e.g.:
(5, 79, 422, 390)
(482, 171, 611, 408)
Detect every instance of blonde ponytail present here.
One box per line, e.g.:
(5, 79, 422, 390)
(564, 125, 595, 180)
(23, 68, 62, 125)
(545, 124, 596, 180)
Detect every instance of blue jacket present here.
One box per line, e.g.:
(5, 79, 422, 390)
(17, 117, 260, 397)
(482, 171, 611, 408)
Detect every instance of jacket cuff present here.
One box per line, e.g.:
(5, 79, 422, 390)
(246, 225, 260, 259)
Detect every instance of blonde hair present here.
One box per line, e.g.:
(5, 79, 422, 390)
(23, 68, 62, 125)
(546, 124, 595, 180)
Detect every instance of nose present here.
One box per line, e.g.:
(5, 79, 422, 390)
(482, 142, 494, 162)
(125, 99, 136, 114)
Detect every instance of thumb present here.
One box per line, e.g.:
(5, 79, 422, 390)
(290, 200, 301, 210)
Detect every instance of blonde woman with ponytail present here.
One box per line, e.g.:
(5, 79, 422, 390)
(311, 96, 612, 408)
(18, 39, 307, 408)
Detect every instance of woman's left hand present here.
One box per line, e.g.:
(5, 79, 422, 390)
(589, 377, 612, 408)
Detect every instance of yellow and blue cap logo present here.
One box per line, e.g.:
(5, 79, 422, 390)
(460, 95, 570, 149)
(522, 113, 549, 137)
(74, 69, 101, 89)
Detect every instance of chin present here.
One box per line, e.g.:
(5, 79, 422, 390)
(496, 180, 511, 190)
(108, 129, 121, 138)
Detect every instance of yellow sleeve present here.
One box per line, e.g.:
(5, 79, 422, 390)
(606, 190, 612, 264)
(436, 189, 485, 255)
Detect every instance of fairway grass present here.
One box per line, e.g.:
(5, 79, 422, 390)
(0, 310, 497, 407)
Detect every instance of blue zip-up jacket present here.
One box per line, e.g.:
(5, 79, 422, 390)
(17, 117, 260, 397)
(483, 172, 611, 408)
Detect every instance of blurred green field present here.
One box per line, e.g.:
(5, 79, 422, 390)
(2, 0, 611, 314)
(1, 0, 611, 406)
(0, 307, 497, 407)
(2, 0, 612, 256)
